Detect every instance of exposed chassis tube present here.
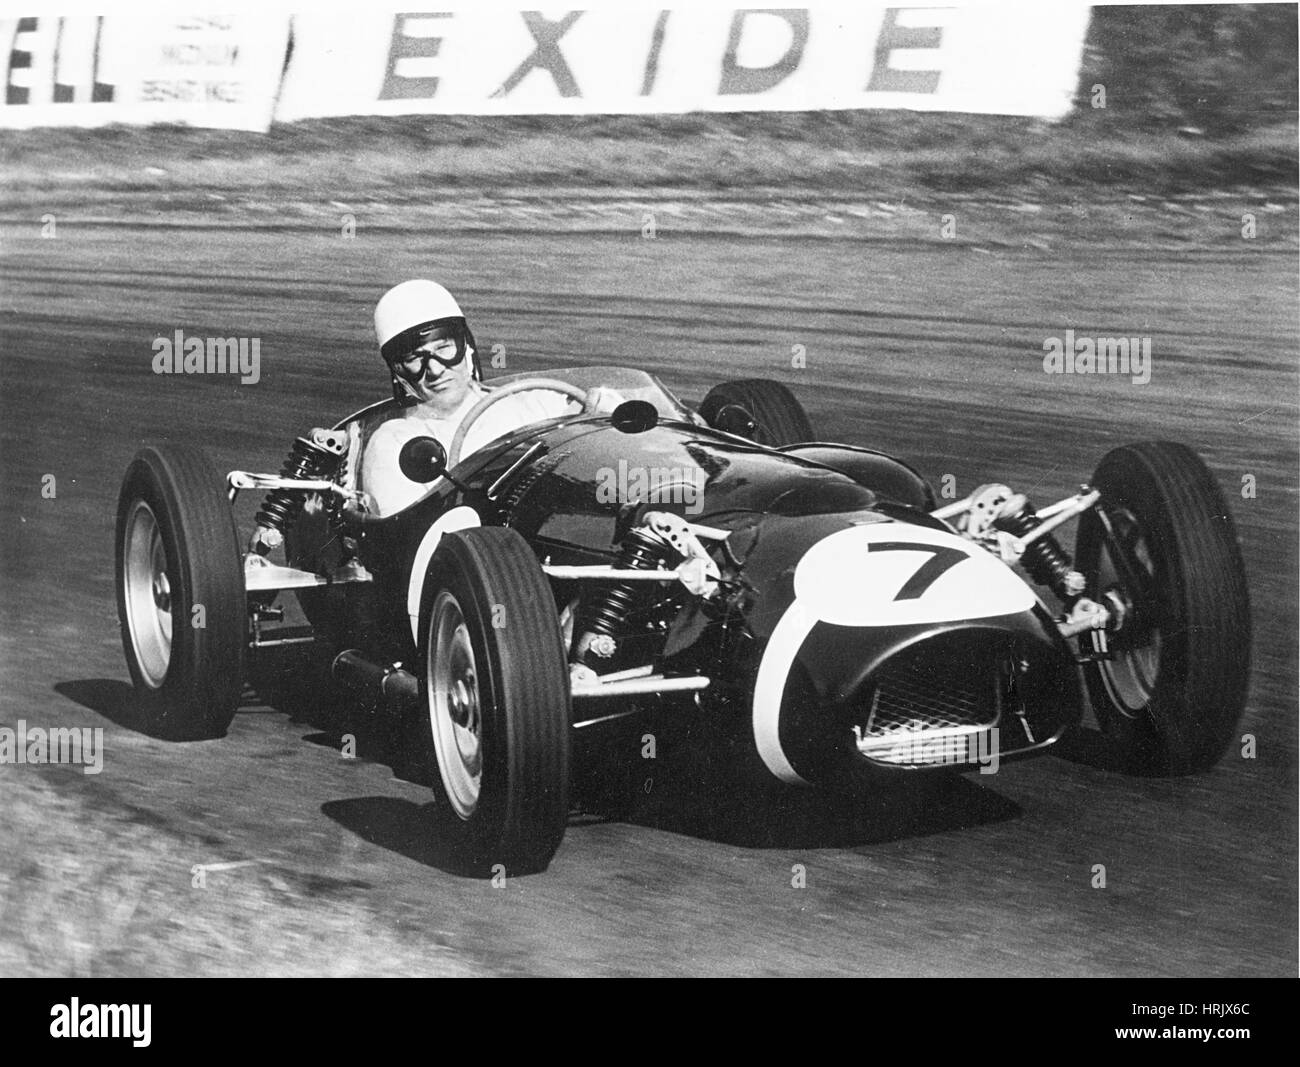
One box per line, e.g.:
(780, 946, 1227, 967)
(226, 470, 363, 506)
(932, 487, 1101, 533)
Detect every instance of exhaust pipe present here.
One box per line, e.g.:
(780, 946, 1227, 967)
(332, 649, 419, 711)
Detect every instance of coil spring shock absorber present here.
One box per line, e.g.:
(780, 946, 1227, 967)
(572, 526, 676, 664)
(249, 432, 346, 556)
(992, 494, 1086, 603)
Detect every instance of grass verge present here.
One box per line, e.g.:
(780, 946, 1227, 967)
(4, 112, 1296, 206)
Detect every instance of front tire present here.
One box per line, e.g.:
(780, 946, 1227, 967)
(1075, 441, 1251, 775)
(699, 379, 814, 447)
(115, 445, 245, 739)
(416, 527, 571, 874)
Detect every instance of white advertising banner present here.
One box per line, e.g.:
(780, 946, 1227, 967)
(0, 14, 290, 130)
(275, 5, 1091, 121)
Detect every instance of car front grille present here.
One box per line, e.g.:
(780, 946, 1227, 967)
(853, 635, 1004, 764)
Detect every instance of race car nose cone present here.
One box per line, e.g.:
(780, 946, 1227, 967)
(793, 523, 1035, 627)
(610, 400, 659, 433)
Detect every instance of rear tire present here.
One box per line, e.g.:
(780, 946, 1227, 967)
(1075, 441, 1251, 775)
(415, 527, 571, 875)
(115, 445, 245, 739)
(699, 379, 814, 447)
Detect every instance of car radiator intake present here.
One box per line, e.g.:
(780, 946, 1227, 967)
(853, 635, 1006, 764)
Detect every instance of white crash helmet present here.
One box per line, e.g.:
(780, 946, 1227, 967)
(374, 279, 481, 403)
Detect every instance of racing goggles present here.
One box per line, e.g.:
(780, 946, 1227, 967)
(391, 333, 466, 380)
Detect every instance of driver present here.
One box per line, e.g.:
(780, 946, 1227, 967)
(363, 279, 573, 516)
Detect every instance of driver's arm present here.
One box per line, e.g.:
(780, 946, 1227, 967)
(361, 419, 427, 518)
(581, 386, 626, 414)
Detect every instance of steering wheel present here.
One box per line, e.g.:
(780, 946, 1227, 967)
(447, 378, 590, 467)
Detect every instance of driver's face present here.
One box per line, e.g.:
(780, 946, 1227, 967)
(399, 337, 473, 415)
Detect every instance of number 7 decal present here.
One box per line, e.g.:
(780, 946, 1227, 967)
(869, 541, 968, 601)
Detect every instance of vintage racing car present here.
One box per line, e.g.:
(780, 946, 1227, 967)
(115, 367, 1252, 873)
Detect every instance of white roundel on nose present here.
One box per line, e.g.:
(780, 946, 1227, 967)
(792, 523, 1034, 627)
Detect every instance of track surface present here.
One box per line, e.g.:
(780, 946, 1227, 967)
(1, 221, 1295, 976)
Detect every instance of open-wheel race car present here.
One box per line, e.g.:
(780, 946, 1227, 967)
(115, 366, 1252, 874)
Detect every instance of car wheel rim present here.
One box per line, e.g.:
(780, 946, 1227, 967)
(123, 500, 173, 689)
(1096, 508, 1161, 715)
(428, 590, 483, 819)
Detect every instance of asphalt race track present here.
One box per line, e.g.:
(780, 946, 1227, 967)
(1, 219, 1295, 976)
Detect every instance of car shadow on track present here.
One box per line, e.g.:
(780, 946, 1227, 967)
(1051, 725, 1152, 775)
(54, 670, 1107, 867)
(241, 647, 411, 765)
(54, 675, 319, 741)
(53, 677, 204, 740)
(54, 679, 138, 728)
(308, 720, 1031, 872)
(315, 773, 1023, 876)
(319, 797, 487, 877)
(627, 779, 1020, 851)
(579, 740, 1025, 850)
